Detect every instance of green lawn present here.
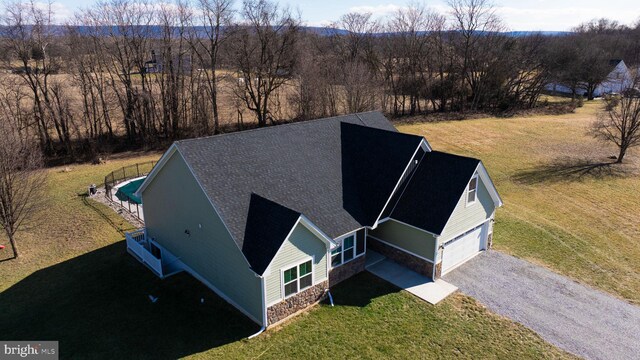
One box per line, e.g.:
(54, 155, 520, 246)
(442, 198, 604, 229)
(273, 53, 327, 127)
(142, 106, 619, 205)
(399, 101, 640, 305)
(0, 151, 574, 358)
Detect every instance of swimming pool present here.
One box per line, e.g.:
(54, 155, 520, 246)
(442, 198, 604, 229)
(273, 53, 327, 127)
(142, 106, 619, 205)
(115, 177, 145, 204)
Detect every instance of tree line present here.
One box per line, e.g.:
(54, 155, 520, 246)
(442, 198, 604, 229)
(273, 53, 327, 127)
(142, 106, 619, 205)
(1, 0, 640, 161)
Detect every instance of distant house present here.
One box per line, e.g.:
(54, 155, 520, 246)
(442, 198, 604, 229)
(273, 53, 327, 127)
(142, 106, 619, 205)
(125, 112, 503, 329)
(144, 50, 192, 74)
(545, 59, 633, 97)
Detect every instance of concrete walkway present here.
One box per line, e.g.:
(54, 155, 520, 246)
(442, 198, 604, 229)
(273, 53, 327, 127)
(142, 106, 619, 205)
(444, 251, 640, 360)
(366, 252, 457, 305)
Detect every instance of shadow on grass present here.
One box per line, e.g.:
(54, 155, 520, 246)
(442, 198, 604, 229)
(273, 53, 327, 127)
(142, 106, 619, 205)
(329, 271, 401, 308)
(79, 193, 131, 236)
(513, 158, 632, 184)
(0, 241, 259, 359)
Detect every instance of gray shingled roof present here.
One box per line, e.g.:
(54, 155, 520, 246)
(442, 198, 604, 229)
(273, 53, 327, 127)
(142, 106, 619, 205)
(390, 151, 481, 235)
(175, 112, 423, 273)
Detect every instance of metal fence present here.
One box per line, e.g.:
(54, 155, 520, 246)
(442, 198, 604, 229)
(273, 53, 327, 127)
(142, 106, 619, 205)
(104, 161, 156, 199)
(103, 161, 156, 222)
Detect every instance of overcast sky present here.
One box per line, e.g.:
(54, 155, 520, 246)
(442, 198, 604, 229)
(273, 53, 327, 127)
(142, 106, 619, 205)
(36, 0, 640, 31)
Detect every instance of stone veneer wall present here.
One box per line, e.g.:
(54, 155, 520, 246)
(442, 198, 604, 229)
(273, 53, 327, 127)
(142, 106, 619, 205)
(267, 281, 328, 325)
(368, 237, 436, 279)
(329, 255, 366, 286)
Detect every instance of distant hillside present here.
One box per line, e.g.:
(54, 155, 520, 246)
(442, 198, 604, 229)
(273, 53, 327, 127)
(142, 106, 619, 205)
(0, 24, 571, 38)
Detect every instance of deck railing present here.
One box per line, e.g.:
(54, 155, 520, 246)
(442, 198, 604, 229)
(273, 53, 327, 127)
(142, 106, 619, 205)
(125, 229, 163, 277)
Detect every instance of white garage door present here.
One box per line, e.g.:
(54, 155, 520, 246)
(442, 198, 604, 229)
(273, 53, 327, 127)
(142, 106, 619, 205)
(441, 223, 487, 274)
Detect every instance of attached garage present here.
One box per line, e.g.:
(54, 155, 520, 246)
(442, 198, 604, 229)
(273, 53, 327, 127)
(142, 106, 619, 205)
(372, 151, 503, 280)
(441, 222, 488, 275)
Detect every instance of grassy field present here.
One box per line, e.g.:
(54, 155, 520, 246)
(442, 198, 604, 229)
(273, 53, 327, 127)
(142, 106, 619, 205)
(399, 100, 640, 304)
(0, 138, 575, 358)
(3, 99, 633, 358)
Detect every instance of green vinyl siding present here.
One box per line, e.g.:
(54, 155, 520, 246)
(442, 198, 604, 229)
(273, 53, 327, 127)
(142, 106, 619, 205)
(265, 223, 328, 305)
(439, 173, 495, 244)
(369, 219, 437, 261)
(142, 150, 263, 323)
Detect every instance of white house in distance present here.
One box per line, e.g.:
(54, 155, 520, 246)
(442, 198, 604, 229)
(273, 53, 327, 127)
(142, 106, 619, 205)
(546, 59, 633, 97)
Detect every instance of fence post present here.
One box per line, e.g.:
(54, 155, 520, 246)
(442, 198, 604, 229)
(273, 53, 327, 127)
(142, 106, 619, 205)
(136, 164, 140, 177)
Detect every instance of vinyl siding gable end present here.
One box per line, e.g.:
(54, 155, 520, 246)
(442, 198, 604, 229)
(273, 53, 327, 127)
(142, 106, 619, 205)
(265, 224, 328, 305)
(439, 173, 495, 243)
(142, 151, 263, 322)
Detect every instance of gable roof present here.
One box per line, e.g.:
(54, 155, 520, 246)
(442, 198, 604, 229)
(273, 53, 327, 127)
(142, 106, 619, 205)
(389, 151, 482, 235)
(173, 112, 424, 274)
(340, 122, 424, 226)
(242, 194, 301, 275)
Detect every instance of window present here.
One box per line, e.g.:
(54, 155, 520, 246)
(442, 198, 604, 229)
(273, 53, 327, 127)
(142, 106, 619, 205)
(331, 232, 365, 267)
(283, 260, 313, 297)
(466, 175, 478, 205)
(343, 235, 355, 262)
(331, 246, 342, 267)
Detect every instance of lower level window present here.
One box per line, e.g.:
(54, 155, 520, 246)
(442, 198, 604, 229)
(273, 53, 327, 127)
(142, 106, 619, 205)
(283, 260, 313, 297)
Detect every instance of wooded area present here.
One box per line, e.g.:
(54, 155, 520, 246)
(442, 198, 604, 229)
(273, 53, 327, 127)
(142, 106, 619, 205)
(1, 0, 640, 161)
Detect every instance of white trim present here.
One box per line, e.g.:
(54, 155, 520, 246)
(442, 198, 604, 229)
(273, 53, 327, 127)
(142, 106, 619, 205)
(439, 219, 491, 276)
(262, 216, 332, 276)
(439, 217, 493, 245)
(420, 138, 432, 152)
(260, 274, 268, 327)
(281, 256, 314, 299)
(367, 235, 435, 264)
(378, 218, 441, 237)
(299, 215, 336, 248)
(135, 143, 178, 197)
(331, 230, 366, 268)
(179, 260, 263, 325)
(440, 248, 485, 276)
(442, 222, 487, 247)
(437, 164, 501, 239)
(372, 140, 426, 229)
(262, 217, 302, 276)
(476, 162, 503, 207)
(388, 147, 429, 216)
(432, 233, 439, 278)
(266, 298, 283, 307)
(332, 228, 361, 241)
(465, 174, 478, 207)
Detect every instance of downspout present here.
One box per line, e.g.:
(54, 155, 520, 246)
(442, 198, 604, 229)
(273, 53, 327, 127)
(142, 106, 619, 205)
(248, 275, 268, 339)
(433, 235, 440, 279)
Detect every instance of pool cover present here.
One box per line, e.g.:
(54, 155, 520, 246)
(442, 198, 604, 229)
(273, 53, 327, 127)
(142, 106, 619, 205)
(115, 178, 145, 204)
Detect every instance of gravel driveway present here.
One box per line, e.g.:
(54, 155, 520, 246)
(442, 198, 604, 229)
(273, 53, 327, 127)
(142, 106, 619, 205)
(443, 251, 640, 360)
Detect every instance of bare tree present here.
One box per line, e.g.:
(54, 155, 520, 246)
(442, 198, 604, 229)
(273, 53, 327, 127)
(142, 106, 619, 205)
(187, 0, 234, 134)
(1, 1, 75, 155)
(230, 0, 299, 126)
(592, 86, 640, 163)
(0, 122, 46, 258)
(382, 4, 435, 115)
(330, 12, 381, 114)
(448, 0, 506, 111)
